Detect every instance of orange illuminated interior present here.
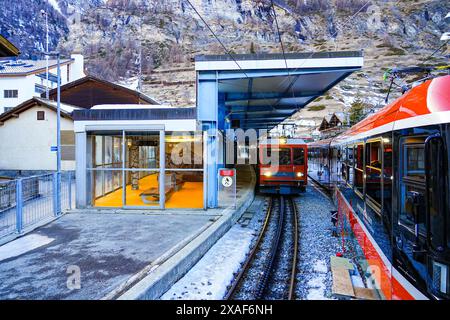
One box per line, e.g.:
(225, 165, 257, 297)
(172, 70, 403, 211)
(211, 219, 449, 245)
(94, 174, 203, 208)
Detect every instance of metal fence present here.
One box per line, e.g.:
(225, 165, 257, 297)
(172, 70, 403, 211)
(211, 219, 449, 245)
(0, 172, 75, 240)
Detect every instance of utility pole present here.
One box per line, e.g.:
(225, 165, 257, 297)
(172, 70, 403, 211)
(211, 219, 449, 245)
(138, 4, 144, 96)
(41, 10, 50, 99)
(42, 50, 62, 214)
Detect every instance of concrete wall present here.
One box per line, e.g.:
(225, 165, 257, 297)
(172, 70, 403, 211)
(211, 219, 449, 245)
(0, 106, 74, 171)
(0, 75, 35, 113)
(69, 54, 85, 81)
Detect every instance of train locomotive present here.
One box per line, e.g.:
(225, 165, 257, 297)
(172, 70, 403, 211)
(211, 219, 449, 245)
(308, 74, 450, 300)
(258, 138, 307, 194)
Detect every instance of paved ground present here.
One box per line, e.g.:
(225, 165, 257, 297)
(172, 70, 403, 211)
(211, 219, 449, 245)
(0, 212, 215, 300)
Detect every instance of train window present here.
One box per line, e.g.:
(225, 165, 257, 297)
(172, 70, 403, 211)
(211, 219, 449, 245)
(279, 148, 291, 165)
(365, 140, 382, 210)
(383, 135, 393, 224)
(341, 147, 348, 181)
(405, 146, 425, 179)
(399, 138, 426, 233)
(354, 144, 364, 196)
(264, 147, 291, 165)
(293, 148, 304, 165)
(347, 146, 355, 186)
(347, 146, 354, 165)
(355, 144, 364, 169)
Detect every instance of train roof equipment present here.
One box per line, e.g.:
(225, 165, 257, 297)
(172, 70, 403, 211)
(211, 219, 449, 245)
(330, 75, 450, 145)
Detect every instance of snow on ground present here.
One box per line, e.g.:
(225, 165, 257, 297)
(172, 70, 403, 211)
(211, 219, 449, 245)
(161, 225, 254, 300)
(161, 196, 268, 300)
(0, 234, 54, 262)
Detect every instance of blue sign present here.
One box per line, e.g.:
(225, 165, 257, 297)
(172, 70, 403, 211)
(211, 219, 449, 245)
(51, 146, 58, 152)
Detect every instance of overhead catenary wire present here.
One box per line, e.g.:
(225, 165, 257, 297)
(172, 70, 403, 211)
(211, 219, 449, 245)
(274, 0, 374, 92)
(185, 0, 293, 132)
(185, 0, 250, 79)
(270, 0, 289, 73)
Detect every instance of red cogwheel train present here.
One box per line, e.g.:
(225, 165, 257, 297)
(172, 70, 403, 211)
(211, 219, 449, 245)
(258, 138, 308, 194)
(308, 75, 450, 299)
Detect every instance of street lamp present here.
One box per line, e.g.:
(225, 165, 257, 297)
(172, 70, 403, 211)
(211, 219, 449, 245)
(41, 50, 62, 214)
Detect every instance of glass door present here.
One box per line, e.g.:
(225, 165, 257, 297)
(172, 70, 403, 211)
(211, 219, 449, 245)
(88, 131, 124, 208)
(123, 130, 163, 209)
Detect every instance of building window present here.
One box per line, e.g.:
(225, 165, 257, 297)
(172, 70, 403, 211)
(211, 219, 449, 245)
(37, 111, 45, 120)
(4, 90, 18, 98)
(61, 130, 76, 161)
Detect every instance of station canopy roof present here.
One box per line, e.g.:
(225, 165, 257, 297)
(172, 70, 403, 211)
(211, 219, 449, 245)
(195, 51, 363, 130)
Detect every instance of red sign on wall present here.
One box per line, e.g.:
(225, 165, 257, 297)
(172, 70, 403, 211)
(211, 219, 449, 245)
(219, 169, 235, 177)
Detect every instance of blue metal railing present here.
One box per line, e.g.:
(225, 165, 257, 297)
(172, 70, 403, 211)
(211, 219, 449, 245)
(0, 172, 75, 241)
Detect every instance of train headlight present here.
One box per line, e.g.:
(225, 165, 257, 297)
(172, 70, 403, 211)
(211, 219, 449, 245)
(264, 171, 272, 177)
(297, 172, 304, 177)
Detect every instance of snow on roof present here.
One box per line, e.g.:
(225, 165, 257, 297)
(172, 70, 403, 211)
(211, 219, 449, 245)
(332, 112, 346, 122)
(0, 58, 73, 75)
(34, 97, 81, 114)
(91, 104, 178, 110)
(296, 119, 316, 126)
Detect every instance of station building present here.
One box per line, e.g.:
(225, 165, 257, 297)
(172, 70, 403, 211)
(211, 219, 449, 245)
(74, 51, 363, 210)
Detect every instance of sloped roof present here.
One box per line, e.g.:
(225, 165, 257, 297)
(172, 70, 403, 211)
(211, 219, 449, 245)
(331, 112, 346, 123)
(45, 75, 159, 106)
(0, 35, 20, 57)
(0, 97, 79, 124)
(318, 117, 330, 131)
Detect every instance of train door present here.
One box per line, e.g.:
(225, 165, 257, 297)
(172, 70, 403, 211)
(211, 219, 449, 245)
(394, 135, 428, 294)
(330, 146, 340, 184)
(424, 132, 449, 298)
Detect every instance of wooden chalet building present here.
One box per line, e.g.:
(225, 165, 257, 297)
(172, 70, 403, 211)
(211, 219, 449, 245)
(45, 75, 159, 109)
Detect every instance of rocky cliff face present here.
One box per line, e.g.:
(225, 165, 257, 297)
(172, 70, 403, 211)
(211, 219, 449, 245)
(1, 0, 449, 128)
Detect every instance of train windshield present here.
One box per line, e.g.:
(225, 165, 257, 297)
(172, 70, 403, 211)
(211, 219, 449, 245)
(279, 148, 291, 165)
(293, 148, 305, 165)
(262, 148, 291, 165)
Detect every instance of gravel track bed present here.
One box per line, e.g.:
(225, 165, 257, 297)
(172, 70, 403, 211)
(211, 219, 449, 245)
(232, 198, 281, 299)
(294, 183, 342, 300)
(263, 198, 295, 300)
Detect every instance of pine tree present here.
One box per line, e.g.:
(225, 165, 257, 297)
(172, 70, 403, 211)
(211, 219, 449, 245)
(349, 95, 366, 125)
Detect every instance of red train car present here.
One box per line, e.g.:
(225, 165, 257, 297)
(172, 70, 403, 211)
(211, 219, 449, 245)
(259, 138, 307, 194)
(308, 75, 450, 300)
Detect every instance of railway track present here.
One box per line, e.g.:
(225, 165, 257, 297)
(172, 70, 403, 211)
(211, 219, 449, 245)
(225, 195, 299, 300)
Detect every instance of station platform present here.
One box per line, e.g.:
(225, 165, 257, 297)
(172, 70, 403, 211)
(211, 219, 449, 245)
(0, 165, 255, 300)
